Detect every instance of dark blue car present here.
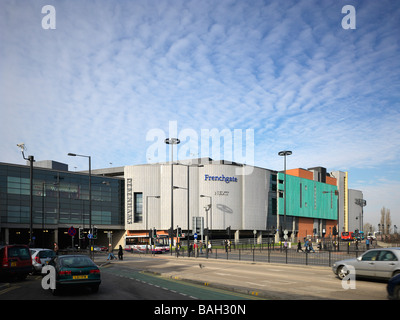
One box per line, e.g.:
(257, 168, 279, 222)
(387, 273, 400, 300)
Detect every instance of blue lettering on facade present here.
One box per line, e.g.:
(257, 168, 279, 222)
(204, 174, 238, 183)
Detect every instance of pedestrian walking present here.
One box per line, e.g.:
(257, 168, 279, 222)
(54, 242, 59, 255)
(107, 244, 117, 260)
(297, 240, 303, 252)
(304, 239, 309, 252)
(207, 241, 212, 253)
(118, 245, 123, 260)
(309, 241, 315, 253)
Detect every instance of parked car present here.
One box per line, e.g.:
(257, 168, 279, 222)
(387, 273, 400, 300)
(0, 244, 32, 279)
(48, 254, 101, 295)
(332, 248, 400, 280)
(30, 248, 56, 273)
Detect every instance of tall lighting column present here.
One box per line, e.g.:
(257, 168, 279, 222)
(278, 150, 292, 234)
(68, 153, 92, 258)
(17, 144, 34, 246)
(164, 138, 180, 255)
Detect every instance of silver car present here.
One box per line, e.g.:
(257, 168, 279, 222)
(30, 248, 56, 273)
(332, 248, 400, 280)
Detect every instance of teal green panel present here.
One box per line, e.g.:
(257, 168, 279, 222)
(277, 173, 337, 220)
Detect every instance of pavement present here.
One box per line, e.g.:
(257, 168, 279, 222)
(92, 252, 388, 300)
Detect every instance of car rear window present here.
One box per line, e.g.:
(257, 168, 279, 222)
(8, 247, 31, 260)
(60, 256, 95, 268)
(39, 250, 56, 259)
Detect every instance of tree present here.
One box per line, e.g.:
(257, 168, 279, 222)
(380, 207, 392, 235)
(386, 209, 392, 234)
(363, 223, 373, 233)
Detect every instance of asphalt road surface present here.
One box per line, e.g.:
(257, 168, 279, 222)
(0, 263, 261, 300)
(0, 252, 390, 301)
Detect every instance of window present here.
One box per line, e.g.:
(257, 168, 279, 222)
(378, 250, 398, 261)
(300, 183, 302, 208)
(361, 250, 380, 261)
(134, 193, 143, 223)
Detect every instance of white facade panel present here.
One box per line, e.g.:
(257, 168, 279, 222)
(125, 162, 272, 234)
(348, 189, 364, 232)
(242, 167, 270, 230)
(199, 164, 243, 230)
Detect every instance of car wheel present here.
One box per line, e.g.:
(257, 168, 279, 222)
(394, 285, 400, 300)
(393, 270, 400, 277)
(337, 266, 349, 280)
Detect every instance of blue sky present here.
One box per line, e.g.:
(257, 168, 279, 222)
(1, 0, 399, 228)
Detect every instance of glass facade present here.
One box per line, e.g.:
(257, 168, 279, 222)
(0, 162, 124, 231)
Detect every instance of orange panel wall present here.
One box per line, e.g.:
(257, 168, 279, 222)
(325, 220, 338, 237)
(297, 217, 314, 240)
(325, 175, 337, 186)
(286, 168, 313, 180)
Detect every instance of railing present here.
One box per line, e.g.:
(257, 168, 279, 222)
(130, 245, 363, 267)
(132, 238, 400, 267)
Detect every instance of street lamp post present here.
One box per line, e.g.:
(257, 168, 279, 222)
(174, 163, 204, 257)
(200, 195, 212, 248)
(164, 138, 180, 255)
(278, 150, 292, 235)
(17, 144, 34, 246)
(146, 195, 160, 254)
(323, 189, 340, 251)
(68, 153, 92, 258)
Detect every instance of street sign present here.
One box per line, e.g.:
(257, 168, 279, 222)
(68, 226, 76, 237)
(88, 233, 93, 239)
(194, 233, 198, 239)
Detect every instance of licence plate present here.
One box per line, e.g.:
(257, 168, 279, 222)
(10, 262, 17, 267)
(73, 275, 88, 279)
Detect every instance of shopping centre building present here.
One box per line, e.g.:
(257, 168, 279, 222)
(120, 159, 365, 246)
(0, 158, 365, 248)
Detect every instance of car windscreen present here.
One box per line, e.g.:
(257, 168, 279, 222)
(60, 256, 96, 268)
(8, 246, 31, 260)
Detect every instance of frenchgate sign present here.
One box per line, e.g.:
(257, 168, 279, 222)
(204, 174, 238, 184)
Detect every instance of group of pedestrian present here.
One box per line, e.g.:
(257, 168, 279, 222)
(107, 245, 123, 261)
(296, 239, 315, 253)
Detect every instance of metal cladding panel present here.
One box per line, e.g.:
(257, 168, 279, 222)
(348, 189, 363, 232)
(277, 173, 338, 220)
(125, 162, 271, 232)
(124, 165, 162, 230)
(198, 165, 242, 230)
(242, 167, 269, 230)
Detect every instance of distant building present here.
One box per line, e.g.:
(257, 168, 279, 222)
(0, 162, 124, 248)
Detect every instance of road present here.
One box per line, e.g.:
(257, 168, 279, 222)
(0, 261, 261, 300)
(108, 253, 389, 300)
(0, 252, 390, 300)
